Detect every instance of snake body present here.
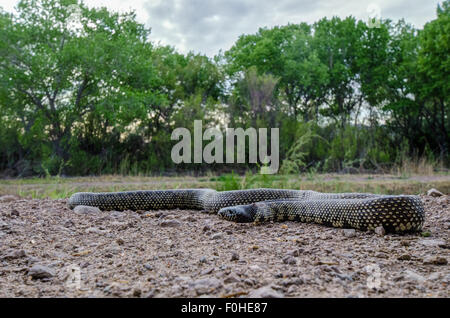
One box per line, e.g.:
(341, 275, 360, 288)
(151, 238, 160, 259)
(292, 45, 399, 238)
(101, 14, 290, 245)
(68, 188, 425, 234)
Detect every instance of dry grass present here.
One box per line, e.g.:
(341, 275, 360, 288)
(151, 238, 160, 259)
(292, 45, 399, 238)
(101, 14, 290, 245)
(390, 157, 446, 177)
(0, 173, 449, 199)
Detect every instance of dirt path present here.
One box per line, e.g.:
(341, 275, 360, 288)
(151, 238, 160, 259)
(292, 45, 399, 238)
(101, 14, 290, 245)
(0, 195, 448, 298)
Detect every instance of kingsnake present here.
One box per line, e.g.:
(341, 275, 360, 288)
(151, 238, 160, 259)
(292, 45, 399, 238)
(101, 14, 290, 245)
(68, 188, 425, 234)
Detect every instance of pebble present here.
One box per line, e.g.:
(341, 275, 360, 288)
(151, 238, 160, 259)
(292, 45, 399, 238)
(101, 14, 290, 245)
(224, 274, 241, 284)
(397, 254, 412, 261)
(159, 219, 182, 227)
(230, 252, 239, 261)
(403, 270, 426, 283)
(211, 233, 223, 240)
(0, 220, 10, 230)
(200, 267, 214, 275)
(116, 238, 125, 245)
(282, 255, 297, 265)
(74, 205, 101, 214)
(249, 265, 262, 271)
(334, 273, 353, 282)
(63, 220, 74, 228)
(110, 211, 125, 218)
(248, 286, 284, 298)
(423, 256, 448, 265)
(287, 249, 301, 257)
(85, 227, 108, 234)
(190, 278, 222, 295)
(427, 188, 444, 197)
(28, 264, 56, 279)
(282, 278, 305, 286)
(374, 226, 385, 236)
(375, 252, 389, 259)
(132, 288, 142, 297)
(418, 239, 446, 248)
(343, 229, 356, 238)
(182, 216, 197, 222)
(1, 249, 27, 260)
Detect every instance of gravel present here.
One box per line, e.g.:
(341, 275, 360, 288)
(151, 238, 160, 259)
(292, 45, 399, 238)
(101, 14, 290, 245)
(0, 194, 448, 297)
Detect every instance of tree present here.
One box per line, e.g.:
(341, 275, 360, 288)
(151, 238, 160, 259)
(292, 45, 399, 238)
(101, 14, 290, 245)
(313, 17, 364, 127)
(0, 0, 155, 174)
(417, 0, 449, 160)
(225, 23, 328, 120)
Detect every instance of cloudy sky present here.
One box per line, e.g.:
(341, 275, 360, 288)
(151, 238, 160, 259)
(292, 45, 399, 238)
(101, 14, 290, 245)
(0, 0, 441, 56)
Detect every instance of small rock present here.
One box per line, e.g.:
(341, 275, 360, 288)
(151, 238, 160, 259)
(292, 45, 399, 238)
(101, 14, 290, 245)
(282, 255, 297, 265)
(418, 239, 446, 247)
(143, 264, 153, 271)
(287, 249, 301, 257)
(28, 264, 56, 279)
(182, 216, 197, 222)
(0, 220, 10, 230)
(10, 209, 20, 217)
(190, 278, 222, 295)
(110, 211, 125, 218)
(400, 240, 410, 247)
(159, 219, 182, 228)
(63, 220, 74, 228)
(403, 270, 426, 283)
(116, 238, 125, 245)
(199, 256, 207, 264)
(375, 226, 385, 236)
(282, 278, 305, 286)
(427, 188, 444, 197)
(132, 288, 142, 297)
(224, 274, 241, 284)
(249, 265, 262, 271)
(200, 267, 214, 275)
(343, 229, 356, 238)
(74, 205, 101, 214)
(85, 227, 107, 234)
(230, 252, 239, 261)
(211, 233, 223, 240)
(248, 286, 284, 298)
(375, 252, 389, 259)
(397, 254, 411, 261)
(335, 273, 353, 282)
(202, 224, 211, 232)
(423, 256, 448, 265)
(1, 249, 26, 260)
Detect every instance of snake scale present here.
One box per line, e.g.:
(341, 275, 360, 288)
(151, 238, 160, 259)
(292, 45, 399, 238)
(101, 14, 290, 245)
(68, 188, 425, 234)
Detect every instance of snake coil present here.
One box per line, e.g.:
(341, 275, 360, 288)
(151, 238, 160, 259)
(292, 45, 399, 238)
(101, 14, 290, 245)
(68, 188, 425, 234)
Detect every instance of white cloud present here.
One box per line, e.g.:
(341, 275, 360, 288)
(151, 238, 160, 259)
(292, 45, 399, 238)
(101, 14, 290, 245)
(0, 0, 441, 56)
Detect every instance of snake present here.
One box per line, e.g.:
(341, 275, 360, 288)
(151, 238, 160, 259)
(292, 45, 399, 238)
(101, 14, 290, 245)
(68, 188, 425, 234)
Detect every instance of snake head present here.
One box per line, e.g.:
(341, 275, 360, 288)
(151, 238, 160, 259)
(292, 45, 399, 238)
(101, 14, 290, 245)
(218, 204, 257, 223)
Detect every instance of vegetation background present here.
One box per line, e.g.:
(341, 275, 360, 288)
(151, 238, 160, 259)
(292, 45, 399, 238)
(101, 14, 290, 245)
(0, 0, 448, 178)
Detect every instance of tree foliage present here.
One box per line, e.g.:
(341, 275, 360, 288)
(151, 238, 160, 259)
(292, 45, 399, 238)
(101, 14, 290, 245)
(0, 0, 448, 176)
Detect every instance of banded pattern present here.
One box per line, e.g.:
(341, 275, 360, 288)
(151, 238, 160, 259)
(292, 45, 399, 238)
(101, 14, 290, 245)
(68, 188, 425, 234)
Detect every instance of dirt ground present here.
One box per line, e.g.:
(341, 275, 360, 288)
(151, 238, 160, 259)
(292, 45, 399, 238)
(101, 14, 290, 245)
(0, 194, 448, 298)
